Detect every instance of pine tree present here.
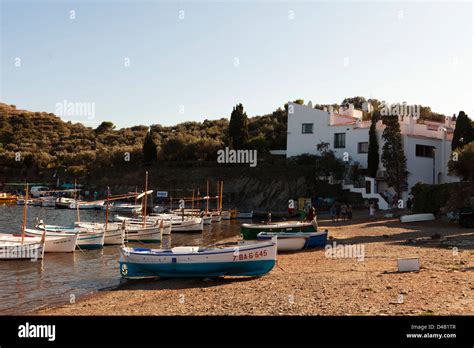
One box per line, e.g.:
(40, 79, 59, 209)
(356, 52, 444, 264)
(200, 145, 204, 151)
(452, 111, 474, 150)
(229, 103, 249, 149)
(142, 130, 158, 163)
(367, 111, 380, 178)
(381, 115, 408, 196)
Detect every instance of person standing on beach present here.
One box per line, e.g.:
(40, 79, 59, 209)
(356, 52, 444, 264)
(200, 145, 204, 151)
(307, 206, 315, 221)
(335, 202, 341, 222)
(330, 205, 336, 222)
(300, 208, 306, 222)
(347, 204, 353, 220)
(369, 203, 375, 218)
(406, 197, 413, 212)
(341, 204, 347, 222)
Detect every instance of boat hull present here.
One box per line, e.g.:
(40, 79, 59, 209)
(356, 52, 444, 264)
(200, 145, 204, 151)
(211, 214, 221, 223)
(120, 260, 275, 278)
(27, 228, 104, 250)
(0, 242, 44, 260)
(304, 231, 328, 248)
(171, 219, 204, 232)
(126, 227, 162, 243)
(236, 211, 253, 219)
(7, 232, 78, 253)
(400, 213, 435, 223)
(73, 231, 105, 249)
(104, 229, 125, 245)
(257, 234, 306, 251)
(257, 231, 328, 251)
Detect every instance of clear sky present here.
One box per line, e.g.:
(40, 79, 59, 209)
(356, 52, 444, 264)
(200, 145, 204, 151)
(1, 0, 472, 128)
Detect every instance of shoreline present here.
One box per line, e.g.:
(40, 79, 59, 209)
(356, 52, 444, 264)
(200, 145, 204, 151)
(34, 216, 473, 316)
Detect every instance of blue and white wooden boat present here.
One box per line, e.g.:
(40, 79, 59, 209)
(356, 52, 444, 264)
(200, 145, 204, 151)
(119, 237, 277, 278)
(304, 230, 328, 248)
(257, 231, 328, 251)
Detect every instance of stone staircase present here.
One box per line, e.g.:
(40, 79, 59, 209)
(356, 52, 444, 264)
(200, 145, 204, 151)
(342, 177, 390, 210)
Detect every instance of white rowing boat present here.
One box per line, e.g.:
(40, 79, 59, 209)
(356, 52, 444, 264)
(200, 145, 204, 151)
(28, 226, 105, 250)
(211, 213, 221, 223)
(203, 216, 212, 225)
(400, 213, 435, 223)
(0, 232, 77, 253)
(220, 211, 231, 220)
(0, 239, 45, 260)
(125, 225, 162, 243)
(236, 211, 253, 219)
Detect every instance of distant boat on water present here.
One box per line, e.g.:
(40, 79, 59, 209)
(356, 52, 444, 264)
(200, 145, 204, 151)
(0, 232, 77, 253)
(0, 193, 18, 203)
(236, 211, 253, 219)
(29, 225, 105, 250)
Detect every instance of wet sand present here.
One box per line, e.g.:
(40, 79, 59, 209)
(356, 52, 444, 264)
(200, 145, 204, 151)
(36, 216, 474, 316)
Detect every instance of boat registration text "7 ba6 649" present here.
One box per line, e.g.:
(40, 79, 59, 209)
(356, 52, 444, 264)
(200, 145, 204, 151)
(233, 250, 268, 261)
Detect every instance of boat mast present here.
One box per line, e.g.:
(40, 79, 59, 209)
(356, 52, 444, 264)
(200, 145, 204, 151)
(216, 180, 219, 213)
(220, 180, 224, 211)
(21, 183, 28, 245)
(105, 187, 110, 231)
(206, 180, 209, 215)
(75, 179, 80, 222)
(142, 171, 148, 228)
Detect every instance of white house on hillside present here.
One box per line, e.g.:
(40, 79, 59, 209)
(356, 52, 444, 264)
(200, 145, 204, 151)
(286, 101, 459, 205)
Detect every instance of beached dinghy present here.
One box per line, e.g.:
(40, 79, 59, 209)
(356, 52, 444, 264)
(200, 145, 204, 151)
(400, 213, 435, 223)
(1, 231, 77, 253)
(256, 232, 306, 251)
(241, 219, 318, 240)
(257, 231, 328, 251)
(119, 237, 277, 278)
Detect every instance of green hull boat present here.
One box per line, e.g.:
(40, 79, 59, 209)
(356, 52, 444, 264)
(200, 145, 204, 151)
(240, 219, 317, 240)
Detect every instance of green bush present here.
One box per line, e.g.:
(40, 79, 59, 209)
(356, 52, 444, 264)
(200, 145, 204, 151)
(410, 183, 451, 214)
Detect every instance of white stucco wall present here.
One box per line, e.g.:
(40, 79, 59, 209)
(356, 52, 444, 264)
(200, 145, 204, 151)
(287, 103, 369, 166)
(287, 102, 460, 196)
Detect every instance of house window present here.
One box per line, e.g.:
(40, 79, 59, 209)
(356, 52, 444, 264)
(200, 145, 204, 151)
(358, 142, 369, 153)
(334, 133, 346, 148)
(416, 144, 435, 158)
(302, 123, 313, 134)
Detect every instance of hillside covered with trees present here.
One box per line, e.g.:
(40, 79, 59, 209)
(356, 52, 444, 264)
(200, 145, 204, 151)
(0, 96, 464, 183)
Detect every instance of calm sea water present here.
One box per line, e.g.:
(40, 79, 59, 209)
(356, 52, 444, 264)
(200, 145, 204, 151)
(0, 204, 244, 314)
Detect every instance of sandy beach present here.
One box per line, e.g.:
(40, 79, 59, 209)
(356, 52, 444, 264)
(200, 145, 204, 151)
(36, 215, 474, 316)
